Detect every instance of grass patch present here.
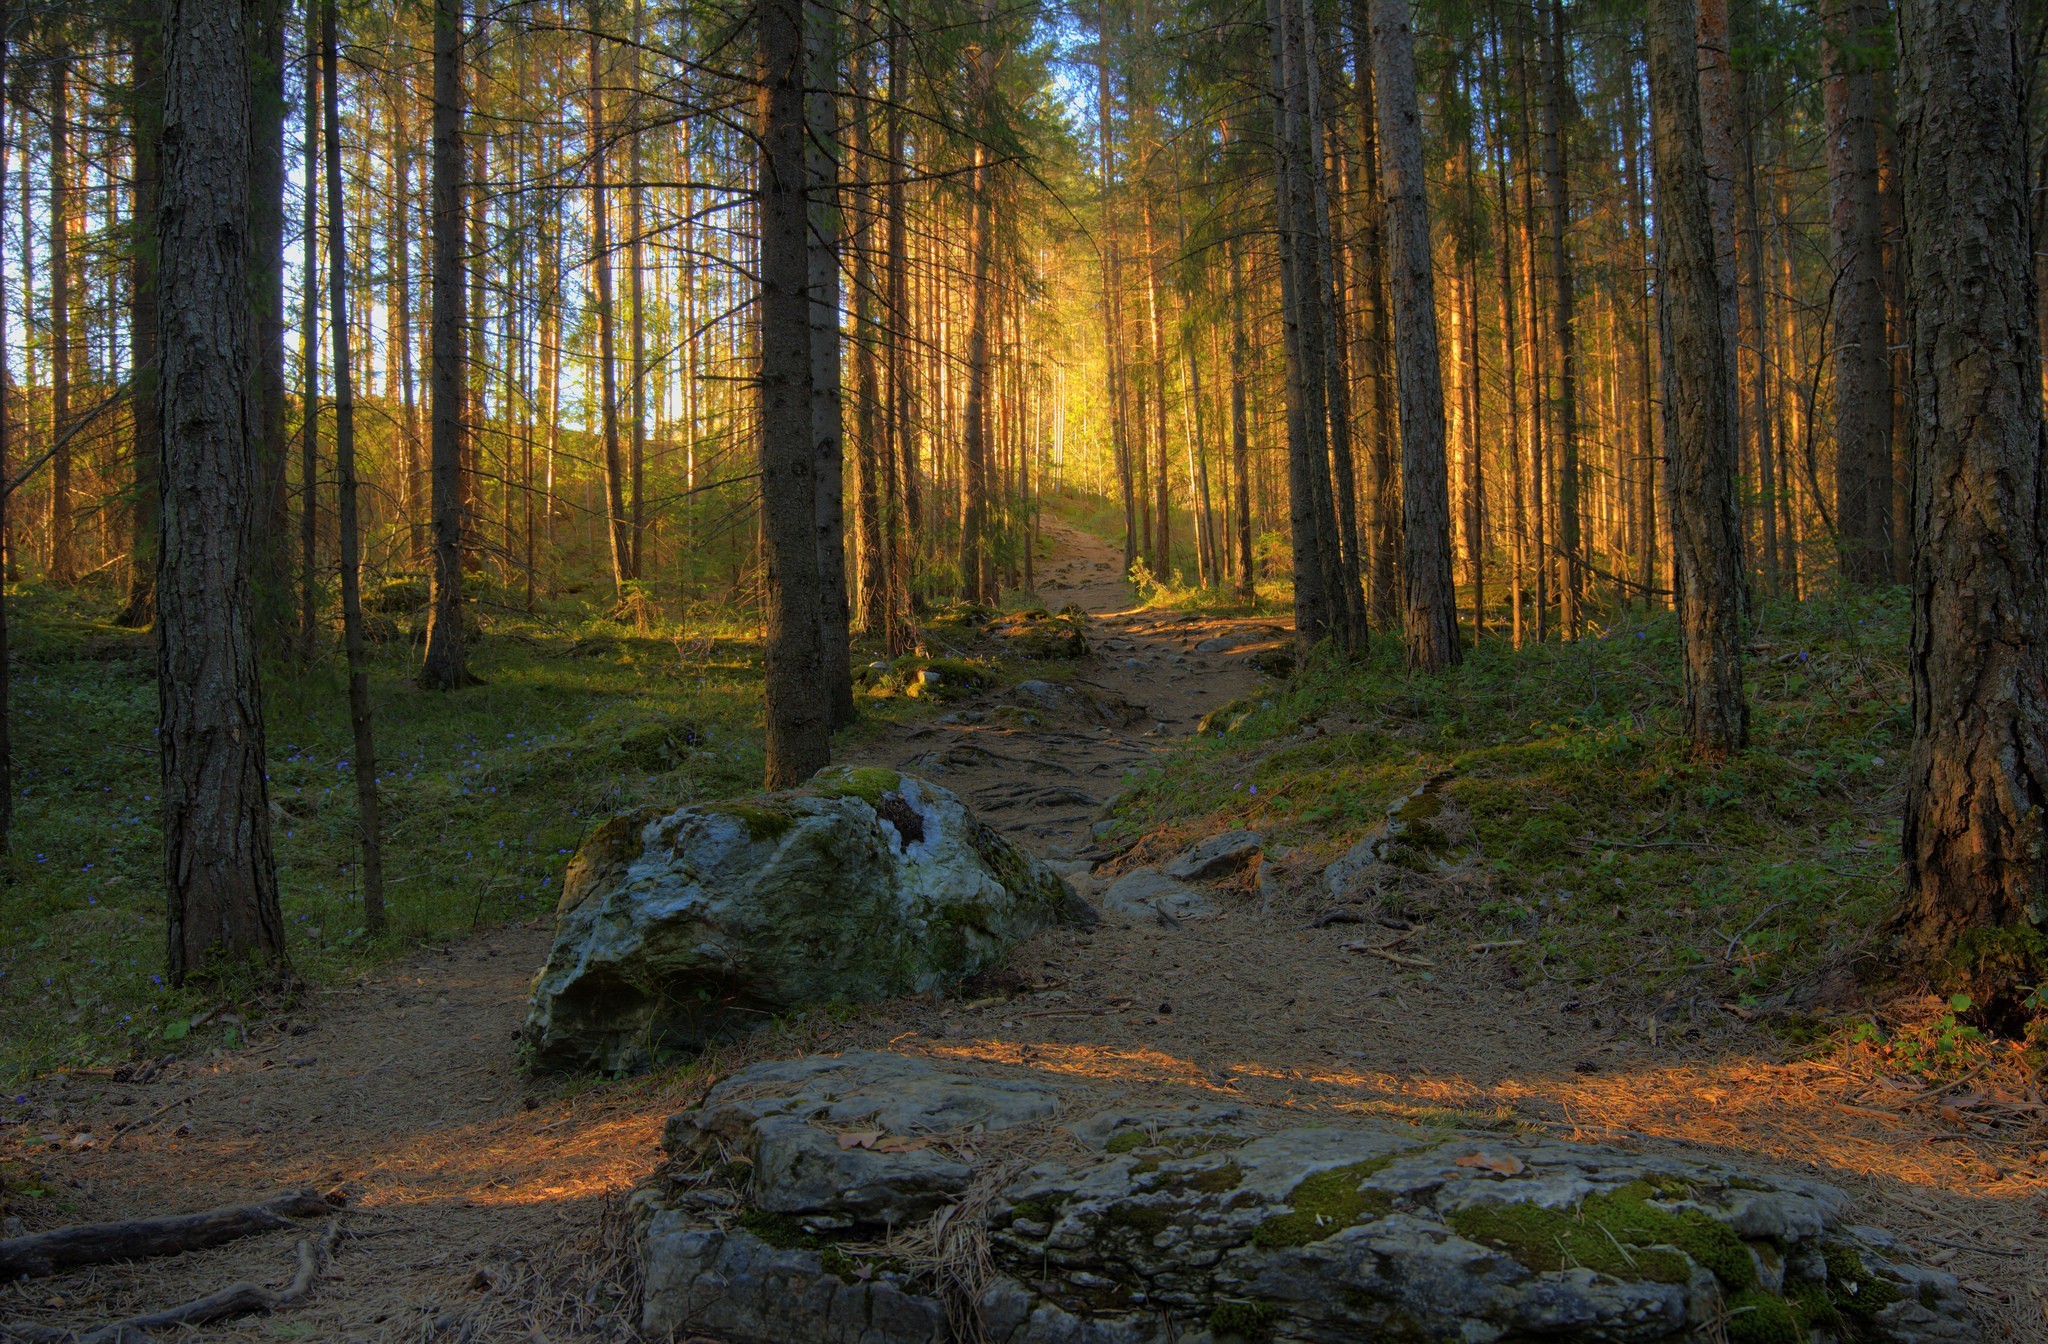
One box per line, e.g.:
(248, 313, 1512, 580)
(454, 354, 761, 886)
(0, 577, 955, 1085)
(1112, 590, 1916, 1001)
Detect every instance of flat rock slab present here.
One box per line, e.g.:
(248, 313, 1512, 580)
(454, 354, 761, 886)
(1097, 869, 1217, 924)
(638, 1052, 1978, 1344)
(1163, 831, 1263, 882)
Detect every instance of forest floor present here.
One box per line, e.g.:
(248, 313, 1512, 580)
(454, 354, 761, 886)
(4, 523, 2047, 1341)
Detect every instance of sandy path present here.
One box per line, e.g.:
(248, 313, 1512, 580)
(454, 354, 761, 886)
(3, 525, 2040, 1341)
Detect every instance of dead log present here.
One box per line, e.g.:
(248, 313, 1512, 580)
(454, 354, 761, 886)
(2, 1223, 333, 1344)
(0, 1191, 336, 1280)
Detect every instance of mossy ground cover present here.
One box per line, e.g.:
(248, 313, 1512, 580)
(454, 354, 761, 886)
(1108, 590, 1919, 1012)
(0, 578, 1008, 1085)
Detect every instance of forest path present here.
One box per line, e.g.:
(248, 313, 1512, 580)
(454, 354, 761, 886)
(3, 524, 2036, 1340)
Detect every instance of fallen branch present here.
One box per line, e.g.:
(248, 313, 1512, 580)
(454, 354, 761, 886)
(2, 1222, 336, 1344)
(0, 1191, 337, 1281)
(102, 1097, 193, 1152)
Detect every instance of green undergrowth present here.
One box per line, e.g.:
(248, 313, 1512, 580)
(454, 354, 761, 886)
(0, 577, 961, 1085)
(1109, 590, 1916, 1005)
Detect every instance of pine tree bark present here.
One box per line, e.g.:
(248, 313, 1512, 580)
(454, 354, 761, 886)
(419, 0, 470, 690)
(808, 0, 853, 726)
(47, 52, 74, 585)
(1538, 0, 1581, 635)
(1825, 0, 1894, 584)
(626, 0, 649, 581)
(1895, 0, 2048, 989)
(1647, 0, 1747, 758)
(0, 0, 14, 850)
(588, 27, 629, 592)
(1370, 0, 1458, 671)
(1347, 0, 1398, 632)
(119, 6, 161, 630)
(1269, 0, 1338, 654)
(1228, 227, 1256, 600)
(760, 0, 830, 786)
(297, 27, 319, 662)
(321, 0, 383, 933)
(249, 0, 289, 637)
(158, 0, 287, 983)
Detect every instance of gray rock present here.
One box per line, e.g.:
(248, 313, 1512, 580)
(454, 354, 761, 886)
(639, 1052, 1981, 1344)
(523, 770, 1091, 1071)
(1098, 869, 1217, 924)
(1162, 831, 1263, 882)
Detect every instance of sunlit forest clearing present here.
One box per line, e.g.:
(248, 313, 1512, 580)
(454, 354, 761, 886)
(1, 0, 2047, 1338)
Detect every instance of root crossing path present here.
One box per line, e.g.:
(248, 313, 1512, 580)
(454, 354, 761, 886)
(2, 524, 2035, 1341)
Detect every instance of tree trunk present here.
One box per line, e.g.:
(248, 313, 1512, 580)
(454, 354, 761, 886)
(626, 0, 649, 581)
(1895, 0, 2048, 1001)
(250, 0, 289, 638)
(1647, 0, 1748, 758)
(119, 6, 161, 630)
(157, 0, 286, 983)
(1825, 0, 1894, 584)
(1347, 0, 1398, 632)
(420, 0, 469, 690)
(883, 15, 913, 646)
(321, 0, 384, 933)
(1370, 0, 1459, 671)
(588, 27, 629, 592)
(760, 0, 830, 786)
(297, 25, 319, 662)
(1539, 0, 1581, 635)
(1228, 229, 1255, 601)
(0, 0, 13, 849)
(48, 51, 73, 585)
(809, 0, 853, 727)
(961, 139, 993, 605)
(1269, 0, 1338, 654)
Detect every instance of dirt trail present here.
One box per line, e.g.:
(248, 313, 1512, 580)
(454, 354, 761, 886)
(4, 524, 2041, 1341)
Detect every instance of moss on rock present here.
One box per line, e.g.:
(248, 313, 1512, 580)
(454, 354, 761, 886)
(1251, 1157, 1401, 1248)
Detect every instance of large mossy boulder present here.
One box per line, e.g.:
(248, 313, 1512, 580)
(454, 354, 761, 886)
(637, 1052, 1979, 1344)
(523, 769, 1092, 1071)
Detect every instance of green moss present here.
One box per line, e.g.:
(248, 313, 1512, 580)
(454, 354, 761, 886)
(1008, 1194, 1064, 1225)
(1724, 1289, 1802, 1344)
(1785, 1276, 1840, 1331)
(1208, 1299, 1282, 1342)
(1104, 1129, 1149, 1154)
(1101, 1202, 1174, 1238)
(1172, 1159, 1244, 1194)
(810, 766, 903, 806)
(739, 1209, 832, 1250)
(706, 801, 799, 842)
(1446, 1181, 1757, 1289)
(1251, 1157, 1400, 1248)
(1821, 1242, 1902, 1317)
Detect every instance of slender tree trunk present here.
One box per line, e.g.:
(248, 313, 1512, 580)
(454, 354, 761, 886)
(120, 9, 162, 629)
(250, 0, 289, 636)
(389, 86, 424, 568)
(760, 0, 830, 786)
(158, 0, 286, 983)
(1371, 0, 1459, 670)
(1270, 0, 1337, 653)
(626, 0, 648, 581)
(1648, 0, 1748, 757)
(809, 0, 853, 726)
(1539, 0, 1581, 634)
(47, 53, 73, 585)
(961, 142, 993, 605)
(588, 28, 628, 591)
(883, 16, 912, 646)
(1896, 0, 2048, 993)
(321, 0, 384, 933)
(0, 0, 14, 848)
(420, 0, 470, 690)
(1348, 0, 1398, 631)
(1825, 0, 1894, 584)
(1228, 231, 1255, 600)
(297, 27, 319, 661)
